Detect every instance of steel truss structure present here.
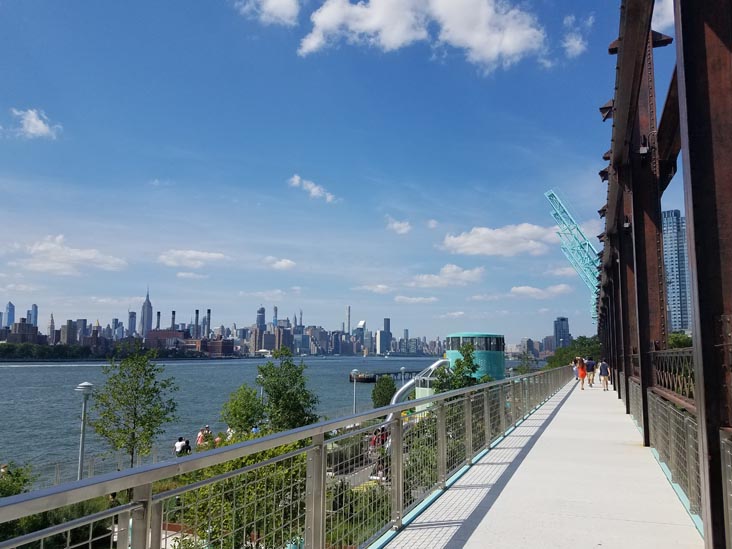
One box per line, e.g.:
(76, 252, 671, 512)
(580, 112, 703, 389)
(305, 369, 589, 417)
(596, 1, 732, 547)
(545, 189, 600, 320)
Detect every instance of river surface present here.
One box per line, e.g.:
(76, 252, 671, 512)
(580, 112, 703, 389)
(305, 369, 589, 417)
(1, 356, 437, 483)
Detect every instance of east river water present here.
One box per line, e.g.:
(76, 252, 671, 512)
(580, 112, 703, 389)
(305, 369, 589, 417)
(1, 356, 437, 485)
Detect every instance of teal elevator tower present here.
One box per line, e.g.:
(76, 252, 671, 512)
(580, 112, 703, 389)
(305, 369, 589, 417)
(446, 332, 506, 381)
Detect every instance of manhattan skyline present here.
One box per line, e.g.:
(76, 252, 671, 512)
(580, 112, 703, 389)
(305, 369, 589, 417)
(0, 0, 685, 343)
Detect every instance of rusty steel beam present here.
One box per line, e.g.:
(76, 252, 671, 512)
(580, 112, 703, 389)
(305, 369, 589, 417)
(674, 0, 732, 545)
(603, 0, 654, 243)
(618, 189, 637, 416)
(630, 36, 668, 446)
(657, 67, 680, 193)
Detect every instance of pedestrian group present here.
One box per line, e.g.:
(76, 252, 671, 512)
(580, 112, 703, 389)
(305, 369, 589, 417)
(573, 356, 611, 391)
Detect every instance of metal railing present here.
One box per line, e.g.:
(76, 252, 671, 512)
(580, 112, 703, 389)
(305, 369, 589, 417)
(720, 432, 732, 549)
(648, 390, 702, 516)
(650, 348, 696, 404)
(0, 366, 573, 549)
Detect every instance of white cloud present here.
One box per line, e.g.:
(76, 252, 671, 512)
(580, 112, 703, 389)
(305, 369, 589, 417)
(354, 284, 394, 294)
(91, 296, 145, 306)
(386, 216, 412, 235)
(234, 0, 300, 26)
(546, 266, 577, 277)
(263, 256, 297, 270)
(177, 272, 209, 280)
(427, 219, 439, 229)
(510, 284, 572, 299)
(394, 295, 438, 304)
(10, 108, 62, 139)
(410, 264, 484, 288)
(538, 307, 550, 314)
(442, 223, 559, 256)
(299, 0, 546, 73)
(158, 249, 227, 269)
(149, 178, 174, 188)
(652, 0, 674, 31)
(561, 13, 594, 59)
(288, 174, 337, 203)
(469, 292, 505, 301)
(0, 283, 40, 293)
(13, 235, 127, 276)
(239, 289, 287, 301)
(439, 311, 465, 318)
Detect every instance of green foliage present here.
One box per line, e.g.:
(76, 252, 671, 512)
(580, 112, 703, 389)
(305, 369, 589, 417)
(515, 351, 536, 374)
(545, 335, 602, 370)
(669, 332, 692, 349)
(91, 348, 178, 467)
(0, 462, 34, 499)
(257, 348, 319, 432)
(171, 436, 307, 549)
(326, 480, 391, 546)
(221, 384, 265, 434)
(372, 375, 397, 408)
(432, 343, 477, 393)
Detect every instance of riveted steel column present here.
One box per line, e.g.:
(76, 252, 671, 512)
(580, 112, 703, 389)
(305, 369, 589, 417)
(305, 434, 325, 548)
(618, 189, 636, 416)
(389, 416, 404, 530)
(674, 0, 732, 544)
(629, 34, 668, 447)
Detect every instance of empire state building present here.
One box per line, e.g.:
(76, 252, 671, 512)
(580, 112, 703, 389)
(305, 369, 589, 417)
(140, 290, 153, 337)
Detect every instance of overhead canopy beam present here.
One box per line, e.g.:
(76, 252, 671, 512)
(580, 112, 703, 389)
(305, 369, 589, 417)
(657, 67, 680, 193)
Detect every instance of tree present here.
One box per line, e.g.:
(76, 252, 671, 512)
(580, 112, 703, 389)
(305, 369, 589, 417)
(257, 348, 319, 432)
(669, 332, 692, 349)
(545, 335, 602, 370)
(91, 349, 178, 468)
(221, 384, 266, 434)
(515, 351, 535, 375)
(372, 375, 397, 408)
(432, 343, 478, 393)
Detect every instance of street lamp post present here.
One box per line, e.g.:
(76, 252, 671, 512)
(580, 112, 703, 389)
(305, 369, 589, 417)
(351, 369, 358, 414)
(75, 381, 94, 481)
(400, 366, 406, 386)
(257, 374, 264, 402)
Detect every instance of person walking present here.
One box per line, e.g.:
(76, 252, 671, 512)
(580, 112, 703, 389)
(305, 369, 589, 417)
(577, 357, 587, 390)
(599, 358, 611, 391)
(585, 356, 597, 388)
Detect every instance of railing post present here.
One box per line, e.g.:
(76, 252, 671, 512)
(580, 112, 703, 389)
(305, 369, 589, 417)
(436, 403, 447, 489)
(130, 484, 152, 549)
(685, 417, 700, 516)
(389, 416, 403, 530)
(483, 390, 491, 449)
(117, 509, 131, 549)
(464, 394, 473, 464)
(305, 433, 326, 549)
(499, 385, 507, 434)
(149, 501, 162, 549)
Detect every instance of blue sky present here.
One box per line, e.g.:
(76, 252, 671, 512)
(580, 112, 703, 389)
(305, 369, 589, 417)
(0, 0, 683, 344)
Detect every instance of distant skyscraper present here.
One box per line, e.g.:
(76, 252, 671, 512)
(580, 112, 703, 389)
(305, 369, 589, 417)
(30, 304, 38, 327)
(273, 306, 278, 328)
(346, 306, 351, 335)
(553, 317, 571, 348)
(76, 319, 88, 342)
(128, 311, 137, 336)
(140, 290, 153, 337)
(256, 307, 266, 331)
(383, 318, 392, 350)
(4, 302, 15, 328)
(48, 313, 56, 344)
(0, 312, 3, 328)
(662, 210, 692, 332)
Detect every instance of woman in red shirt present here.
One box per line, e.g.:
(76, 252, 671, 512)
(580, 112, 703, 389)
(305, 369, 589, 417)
(576, 357, 587, 390)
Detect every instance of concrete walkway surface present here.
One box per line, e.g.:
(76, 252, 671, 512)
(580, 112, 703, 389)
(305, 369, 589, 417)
(385, 380, 702, 549)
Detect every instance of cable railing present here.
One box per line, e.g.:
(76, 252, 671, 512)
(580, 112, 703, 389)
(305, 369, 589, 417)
(0, 366, 573, 549)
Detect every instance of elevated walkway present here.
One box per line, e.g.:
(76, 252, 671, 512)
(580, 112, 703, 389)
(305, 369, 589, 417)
(384, 380, 702, 549)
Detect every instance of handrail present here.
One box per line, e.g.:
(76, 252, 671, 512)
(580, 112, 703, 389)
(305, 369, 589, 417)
(0, 365, 562, 523)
